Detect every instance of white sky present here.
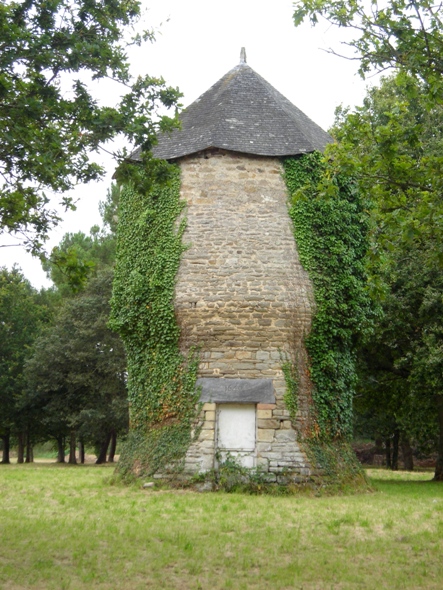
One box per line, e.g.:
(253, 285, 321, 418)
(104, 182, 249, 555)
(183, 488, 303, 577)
(1, 0, 371, 289)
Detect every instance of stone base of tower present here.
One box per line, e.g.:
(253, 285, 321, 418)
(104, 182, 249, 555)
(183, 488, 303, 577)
(163, 149, 317, 485)
(179, 400, 313, 485)
(147, 398, 366, 490)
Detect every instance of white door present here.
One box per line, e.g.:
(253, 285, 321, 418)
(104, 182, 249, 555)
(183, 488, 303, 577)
(217, 404, 256, 468)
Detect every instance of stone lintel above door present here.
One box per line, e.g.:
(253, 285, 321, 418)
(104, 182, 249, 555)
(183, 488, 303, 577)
(196, 378, 275, 404)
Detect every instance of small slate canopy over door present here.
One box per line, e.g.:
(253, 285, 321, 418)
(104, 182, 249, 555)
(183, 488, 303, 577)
(217, 403, 256, 468)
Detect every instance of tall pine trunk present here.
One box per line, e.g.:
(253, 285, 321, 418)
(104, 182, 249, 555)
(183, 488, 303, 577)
(17, 432, 25, 464)
(79, 439, 85, 464)
(25, 428, 33, 463)
(68, 430, 77, 464)
(434, 395, 443, 481)
(56, 437, 65, 463)
(96, 433, 111, 464)
(1, 430, 10, 464)
(108, 431, 117, 463)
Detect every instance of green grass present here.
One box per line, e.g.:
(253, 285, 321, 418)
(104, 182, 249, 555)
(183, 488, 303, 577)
(0, 464, 442, 589)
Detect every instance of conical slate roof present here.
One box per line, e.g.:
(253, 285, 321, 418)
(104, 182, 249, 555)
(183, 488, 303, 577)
(135, 52, 332, 161)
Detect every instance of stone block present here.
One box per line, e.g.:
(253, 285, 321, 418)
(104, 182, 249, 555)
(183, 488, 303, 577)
(281, 420, 292, 429)
(272, 409, 290, 417)
(205, 411, 216, 421)
(257, 403, 276, 410)
(198, 429, 215, 441)
(256, 442, 272, 453)
(276, 461, 297, 467)
(256, 457, 269, 469)
(257, 409, 272, 419)
(257, 418, 281, 429)
(236, 351, 252, 359)
(257, 429, 275, 442)
(202, 403, 216, 411)
(275, 429, 296, 442)
(197, 454, 215, 472)
(197, 439, 216, 449)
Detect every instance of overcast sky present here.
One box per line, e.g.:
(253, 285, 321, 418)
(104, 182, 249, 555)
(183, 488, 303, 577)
(2, 0, 371, 288)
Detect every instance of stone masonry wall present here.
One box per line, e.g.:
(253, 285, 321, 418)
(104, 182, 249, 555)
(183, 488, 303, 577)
(174, 149, 315, 482)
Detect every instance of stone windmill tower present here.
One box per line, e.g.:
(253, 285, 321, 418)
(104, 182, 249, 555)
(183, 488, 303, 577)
(131, 50, 333, 483)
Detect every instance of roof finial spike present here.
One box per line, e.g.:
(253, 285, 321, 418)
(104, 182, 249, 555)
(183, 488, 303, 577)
(240, 47, 247, 64)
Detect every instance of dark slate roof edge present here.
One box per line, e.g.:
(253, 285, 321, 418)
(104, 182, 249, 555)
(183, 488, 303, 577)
(131, 62, 332, 161)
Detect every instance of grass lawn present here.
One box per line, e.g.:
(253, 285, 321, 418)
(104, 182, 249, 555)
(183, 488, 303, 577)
(0, 464, 442, 589)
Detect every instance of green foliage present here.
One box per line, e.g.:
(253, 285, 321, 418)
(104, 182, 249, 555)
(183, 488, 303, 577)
(356, 247, 440, 446)
(293, 0, 443, 100)
(43, 229, 116, 295)
(0, 267, 49, 445)
(204, 454, 282, 494)
(330, 74, 443, 275)
(304, 439, 368, 490)
(117, 421, 200, 480)
(283, 152, 373, 439)
(110, 165, 200, 478)
(25, 269, 128, 457)
(329, 73, 443, 479)
(192, 451, 367, 495)
(43, 183, 121, 294)
(0, 0, 181, 254)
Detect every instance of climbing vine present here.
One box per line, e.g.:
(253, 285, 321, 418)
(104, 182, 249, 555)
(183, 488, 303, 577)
(281, 354, 299, 421)
(109, 164, 200, 478)
(283, 152, 373, 440)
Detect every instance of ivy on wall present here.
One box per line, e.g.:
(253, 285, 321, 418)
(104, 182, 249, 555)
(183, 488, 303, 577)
(283, 152, 373, 440)
(281, 355, 299, 421)
(109, 164, 200, 478)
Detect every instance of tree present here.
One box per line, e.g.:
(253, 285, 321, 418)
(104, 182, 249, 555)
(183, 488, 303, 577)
(293, 0, 443, 99)
(25, 269, 128, 463)
(293, 2, 443, 478)
(292, 3, 443, 253)
(355, 244, 440, 471)
(0, 0, 181, 254)
(43, 227, 116, 295)
(0, 267, 47, 463)
(328, 73, 443, 480)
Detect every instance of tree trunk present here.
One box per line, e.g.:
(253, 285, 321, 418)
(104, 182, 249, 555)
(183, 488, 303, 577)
(391, 429, 400, 471)
(385, 438, 391, 469)
(95, 433, 111, 464)
(68, 430, 77, 465)
(1, 431, 11, 464)
(56, 437, 65, 463)
(401, 434, 414, 471)
(25, 429, 33, 463)
(17, 432, 25, 464)
(78, 439, 85, 464)
(434, 395, 443, 481)
(108, 431, 117, 463)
